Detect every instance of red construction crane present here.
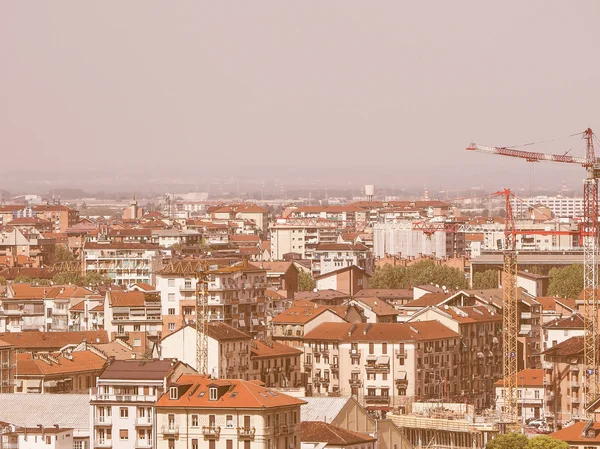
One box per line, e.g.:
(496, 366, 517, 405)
(467, 128, 600, 417)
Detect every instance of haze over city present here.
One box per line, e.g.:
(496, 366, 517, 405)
(3, 1, 600, 192)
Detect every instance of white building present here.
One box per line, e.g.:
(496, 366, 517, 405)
(89, 359, 195, 449)
(155, 375, 306, 449)
(543, 314, 584, 352)
(495, 369, 546, 422)
(511, 196, 584, 218)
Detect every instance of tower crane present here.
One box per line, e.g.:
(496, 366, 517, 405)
(467, 128, 600, 416)
(161, 260, 210, 375)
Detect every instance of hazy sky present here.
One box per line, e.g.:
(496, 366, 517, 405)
(2, 1, 600, 191)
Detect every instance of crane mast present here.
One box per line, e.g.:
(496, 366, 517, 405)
(467, 128, 600, 417)
(502, 189, 518, 425)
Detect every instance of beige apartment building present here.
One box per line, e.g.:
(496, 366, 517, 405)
(303, 321, 460, 411)
(155, 375, 305, 449)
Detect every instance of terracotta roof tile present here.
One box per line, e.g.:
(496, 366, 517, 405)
(550, 421, 600, 443)
(301, 421, 376, 445)
(17, 351, 107, 376)
(100, 359, 179, 380)
(304, 321, 459, 342)
(543, 314, 584, 330)
(405, 293, 451, 308)
(156, 375, 306, 409)
(85, 242, 160, 250)
(352, 297, 399, 317)
(354, 289, 413, 299)
(272, 306, 335, 325)
(0, 331, 108, 350)
(251, 339, 302, 359)
(494, 368, 545, 387)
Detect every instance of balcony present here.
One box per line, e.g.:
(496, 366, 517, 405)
(52, 308, 69, 316)
(115, 330, 130, 338)
(330, 364, 339, 372)
(202, 425, 221, 437)
(237, 427, 256, 439)
(572, 396, 581, 404)
(570, 364, 580, 372)
(571, 380, 580, 388)
(94, 416, 112, 426)
(365, 363, 390, 373)
(162, 425, 179, 436)
(349, 349, 361, 357)
(180, 285, 196, 292)
(93, 393, 156, 402)
(95, 439, 112, 448)
(541, 361, 553, 370)
(136, 417, 153, 426)
(364, 395, 390, 403)
(521, 312, 532, 320)
(2, 443, 18, 449)
(349, 378, 361, 386)
(135, 439, 153, 448)
(395, 378, 408, 386)
(303, 363, 312, 371)
(277, 424, 289, 435)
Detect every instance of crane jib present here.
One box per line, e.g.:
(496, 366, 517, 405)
(466, 144, 596, 165)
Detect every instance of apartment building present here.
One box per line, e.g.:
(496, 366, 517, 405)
(16, 348, 107, 394)
(0, 338, 16, 393)
(31, 204, 79, 233)
(542, 314, 584, 351)
(250, 339, 303, 389)
(300, 421, 377, 449)
(303, 322, 459, 411)
(69, 295, 105, 332)
(258, 262, 299, 297)
(212, 204, 269, 233)
(408, 305, 503, 408)
(349, 297, 400, 323)
(311, 243, 372, 277)
(510, 195, 584, 218)
(314, 266, 371, 297)
(270, 218, 340, 260)
(495, 369, 546, 422)
(104, 290, 163, 355)
(0, 227, 56, 267)
(90, 359, 195, 449)
(283, 206, 365, 229)
(542, 336, 586, 427)
(155, 374, 306, 449)
(158, 323, 252, 380)
(157, 260, 269, 338)
(82, 241, 163, 286)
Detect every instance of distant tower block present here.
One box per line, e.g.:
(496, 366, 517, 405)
(365, 184, 375, 202)
(424, 185, 430, 201)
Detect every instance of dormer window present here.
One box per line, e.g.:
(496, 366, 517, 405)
(169, 387, 178, 400)
(209, 387, 218, 401)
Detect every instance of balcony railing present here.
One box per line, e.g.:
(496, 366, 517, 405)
(349, 349, 361, 357)
(364, 395, 390, 403)
(521, 312, 532, 319)
(202, 425, 221, 437)
(237, 427, 256, 439)
(541, 361, 553, 370)
(162, 425, 179, 435)
(135, 439, 153, 448)
(93, 393, 156, 402)
(95, 439, 112, 448)
(136, 417, 153, 426)
(95, 416, 112, 426)
(349, 378, 361, 386)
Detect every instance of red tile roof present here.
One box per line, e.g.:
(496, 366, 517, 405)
(251, 339, 302, 359)
(301, 422, 377, 445)
(405, 293, 451, 308)
(551, 421, 600, 444)
(229, 234, 260, 242)
(17, 351, 107, 376)
(354, 289, 413, 299)
(304, 321, 459, 342)
(99, 359, 181, 380)
(444, 306, 501, 324)
(272, 306, 336, 325)
(108, 291, 148, 307)
(85, 242, 160, 250)
(0, 331, 108, 350)
(315, 243, 369, 252)
(543, 314, 584, 330)
(156, 375, 306, 409)
(352, 297, 399, 317)
(494, 369, 545, 387)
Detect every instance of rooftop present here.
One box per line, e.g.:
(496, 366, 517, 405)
(304, 321, 459, 342)
(99, 359, 180, 381)
(494, 369, 545, 388)
(0, 394, 89, 430)
(301, 421, 377, 446)
(0, 331, 109, 350)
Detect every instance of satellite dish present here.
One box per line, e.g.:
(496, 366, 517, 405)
(313, 288, 318, 293)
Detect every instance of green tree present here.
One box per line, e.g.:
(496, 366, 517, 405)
(298, 271, 316, 292)
(486, 432, 528, 449)
(83, 272, 112, 286)
(32, 278, 52, 286)
(473, 269, 498, 289)
(527, 435, 569, 449)
(52, 272, 83, 285)
(369, 261, 467, 290)
(55, 245, 75, 262)
(14, 275, 33, 283)
(0, 276, 6, 285)
(548, 264, 584, 298)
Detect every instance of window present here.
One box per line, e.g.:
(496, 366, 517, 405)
(209, 387, 218, 400)
(133, 324, 141, 332)
(382, 342, 387, 354)
(73, 441, 84, 449)
(170, 387, 178, 400)
(46, 436, 51, 444)
(168, 293, 175, 302)
(183, 307, 194, 315)
(244, 440, 251, 449)
(133, 338, 141, 347)
(369, 342, 374, 354)
(120, 429, 128, 441)
(192, 440, 199, 449)
(209, 440, 216, 449)
(168, 279, 175, 287)
(168, 439, 175, 449)
(168, 308, 176, 315)
(168, 323, 175, 331)
(120, 408, 128, 418)
(227, 440, 233, 449)
(192, 415, 199, 427)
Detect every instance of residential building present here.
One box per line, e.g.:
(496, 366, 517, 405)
(495, 369, 546, 423)
(314, 266, 370, 297)
(103, 290, 163, 355)
(349, 297, 399, 323)
(15, 348, 107, 394)
(158, 323, 251, 379)
(90, 359, 196, 449)
(212, 204, 269, 233)
(311, 243, 372, 278)
(151, 229, 202, 248)
(258, 262, 299, 298)
(154, 374, 306, 449)
(550, 421, 600, 448)
(269, 218, 339, 260)
(510, 195, 584, 218)
(272, 306, 347, 350)
(32, 205, 79, 233)
(300, 421, 376, 449)
(303, 321, 460, 411)
(0, 227, 56, 267)
(0, 330, 109, 353)
(250, 338, 303, 388)
(82, 241, 163, 286)
(0, 394, 90, 449)
(353, 289, 413, 306)
(542, 314, 584, 351)
(0, 339, 16, 393)
(408, 305, 503, 408)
